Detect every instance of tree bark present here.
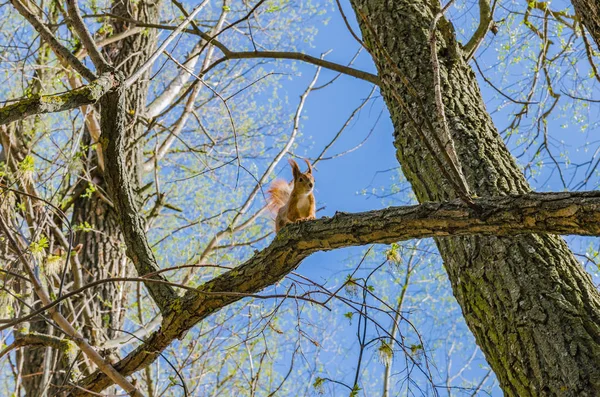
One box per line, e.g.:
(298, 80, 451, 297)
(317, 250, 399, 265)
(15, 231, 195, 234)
(14, 0, 163, 394)
(70, 0, 163, 345)
(71, 140, 128, 348)
(0, 73, 115, 126)
(348, 0, 600, 395)
(572, 0, 600, 50)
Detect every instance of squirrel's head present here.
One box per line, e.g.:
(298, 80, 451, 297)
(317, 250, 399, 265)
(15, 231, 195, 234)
(289, 158, 314, 194)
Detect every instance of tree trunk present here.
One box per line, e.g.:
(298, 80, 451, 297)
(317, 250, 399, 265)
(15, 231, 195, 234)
(349, 0, 600, 395)
(71, 137, 128, 348)
(572, 0, 600, 50)
(17, 0, 161, 394)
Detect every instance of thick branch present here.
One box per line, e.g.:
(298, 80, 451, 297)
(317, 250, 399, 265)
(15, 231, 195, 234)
(75, 190, 600, 394)
(0, 333, 72, 361)
(10, 0, 96, 81)
(100, 83, 178, 314)
(0, 73, 115, 126)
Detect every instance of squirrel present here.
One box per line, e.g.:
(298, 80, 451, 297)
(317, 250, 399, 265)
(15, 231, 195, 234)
(267, 158, 316, 232)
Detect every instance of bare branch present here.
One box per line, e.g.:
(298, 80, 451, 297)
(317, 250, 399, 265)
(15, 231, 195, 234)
(0, 333, 71, 361)
(463, 0, 494, 61)
(66, 0, 111, 72)
(81, 13, 379, 85)
(145, 41, 204, 119)
(144, 4, 229, 164)
(10, 0, 96, 81)
(101, 316, 162, 350)
(209, 50, 379, 85)
(124, 0, 211, 87)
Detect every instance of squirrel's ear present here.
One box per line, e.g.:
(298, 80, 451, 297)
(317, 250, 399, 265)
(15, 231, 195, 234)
(288, 158, 300, 179)
(303, 158, 312, 174)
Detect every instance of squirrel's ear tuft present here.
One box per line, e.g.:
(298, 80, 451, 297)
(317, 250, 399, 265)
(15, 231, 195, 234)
(288, 158, 300, 179)
(303, 158, 312, 174)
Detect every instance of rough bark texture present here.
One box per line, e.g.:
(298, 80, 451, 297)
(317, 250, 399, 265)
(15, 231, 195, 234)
(349, 0, 600, 395)
(71, 0, 165, 344)
(71, 136, 128, 348)
(106, 0, 160, 187)
(88, 0, 180, 314)
(0, 73, 115, 126)
(572, 0, 600, 50)
(100, 82, 177, 314)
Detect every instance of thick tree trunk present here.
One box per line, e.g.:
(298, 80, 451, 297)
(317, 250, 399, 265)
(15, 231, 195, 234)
(349, 0, 600, 395)
(572, 0, 600, 50)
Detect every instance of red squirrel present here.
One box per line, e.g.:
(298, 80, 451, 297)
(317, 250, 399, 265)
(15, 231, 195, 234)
(267, 158, 316, 232)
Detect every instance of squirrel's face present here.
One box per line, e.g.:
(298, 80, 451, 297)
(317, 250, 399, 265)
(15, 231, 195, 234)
(289, 158, 314, 194)
(295, 172, 314, 194)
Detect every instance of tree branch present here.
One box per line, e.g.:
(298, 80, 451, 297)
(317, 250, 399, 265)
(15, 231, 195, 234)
(0, 333, 73, 361)
(66, 0, 112, 72)
(75, 27, 144, 60)
(0, 73, 115, 126)
(10, 0, 97, 82)
(83, 13, 380, 85)
(145, 3, 229, 120)
(74, 190, 600, 394)
(463, 0, 493, 61)
(100, 82, 178, 314)
(216, 50, 379, 85)
(124, 0, 210, 87)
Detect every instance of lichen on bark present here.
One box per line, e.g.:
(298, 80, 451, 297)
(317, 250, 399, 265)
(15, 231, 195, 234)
(349, 0, 600, 394)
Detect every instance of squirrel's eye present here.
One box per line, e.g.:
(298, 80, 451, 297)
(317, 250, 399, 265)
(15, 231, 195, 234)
(299, 177, 303, 182)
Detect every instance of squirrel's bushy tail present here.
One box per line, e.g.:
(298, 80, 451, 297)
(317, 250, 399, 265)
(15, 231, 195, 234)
(267, 179, 292, 214)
